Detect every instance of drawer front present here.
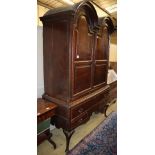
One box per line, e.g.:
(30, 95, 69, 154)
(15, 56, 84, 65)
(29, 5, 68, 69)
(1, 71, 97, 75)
(71, 92, 109, 119)
(87, 103, 100, 115)
(71, 113, 88, 129)
(37, 110, 55, 123)
(71, 102, 90, 119)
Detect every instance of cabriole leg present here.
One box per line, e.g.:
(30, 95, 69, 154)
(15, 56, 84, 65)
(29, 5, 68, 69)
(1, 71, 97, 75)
(63, 129, 75, 152)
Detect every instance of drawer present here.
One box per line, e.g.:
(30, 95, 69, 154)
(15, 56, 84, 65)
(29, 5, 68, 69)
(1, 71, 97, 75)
(71, 92, 109, 119)
(71, 113, 88, 129)
(71, 103, 89, 119)
(37, 110, 55, 123)
(87, 103, 100, 115)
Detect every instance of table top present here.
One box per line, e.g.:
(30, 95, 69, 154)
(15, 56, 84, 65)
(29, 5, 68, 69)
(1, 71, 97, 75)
(37, 98, 57, 117)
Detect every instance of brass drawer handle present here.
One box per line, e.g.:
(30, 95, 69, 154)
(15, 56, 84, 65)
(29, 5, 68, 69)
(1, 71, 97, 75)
(78, 108, 83, 113)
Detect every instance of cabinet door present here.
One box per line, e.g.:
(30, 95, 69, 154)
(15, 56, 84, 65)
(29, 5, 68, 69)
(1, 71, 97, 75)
(73, 63, 92, 95)
(95, 27, 109, 61)
(72, 15, 93, 96)
(73, 15, 93, 61)
(94, 26, 109, 87)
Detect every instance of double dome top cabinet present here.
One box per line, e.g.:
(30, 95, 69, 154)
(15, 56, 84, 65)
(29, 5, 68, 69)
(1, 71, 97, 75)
(40, 1, 114, 151)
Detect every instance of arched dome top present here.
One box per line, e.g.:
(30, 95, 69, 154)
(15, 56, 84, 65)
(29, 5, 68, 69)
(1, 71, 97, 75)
(73, 1, 98, 30)
(43, 1, 96, 18)
(42, 1, 98, 27)
(99, 16, 115, 34)
(41, 1, 115, 34)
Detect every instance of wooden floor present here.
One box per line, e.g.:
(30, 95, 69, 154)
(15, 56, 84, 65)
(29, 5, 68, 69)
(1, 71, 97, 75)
(37, 102, 117, 155)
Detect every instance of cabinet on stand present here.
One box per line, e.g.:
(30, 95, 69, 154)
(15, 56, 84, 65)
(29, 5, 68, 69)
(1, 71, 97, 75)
(40, 1, 114, 152)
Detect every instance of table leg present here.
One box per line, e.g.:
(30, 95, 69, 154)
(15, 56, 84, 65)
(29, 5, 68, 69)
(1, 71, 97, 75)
(45, 129, 56, 149)
(37, 128, 56, 149)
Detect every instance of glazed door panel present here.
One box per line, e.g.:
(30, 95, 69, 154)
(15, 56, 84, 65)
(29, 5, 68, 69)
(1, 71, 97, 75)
(74, 15, 93, 61)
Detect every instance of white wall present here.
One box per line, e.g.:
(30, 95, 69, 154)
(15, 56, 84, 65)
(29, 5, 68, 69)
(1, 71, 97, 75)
(109, 43, 117, 62)
(37, 26, 44, 98)
(37, 5, 49, 97)
(109, 31, 117, 62)
(37, 26, 54, 130)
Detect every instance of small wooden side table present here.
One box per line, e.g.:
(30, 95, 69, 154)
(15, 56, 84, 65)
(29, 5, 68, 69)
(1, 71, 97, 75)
(37, 98, 57, 149)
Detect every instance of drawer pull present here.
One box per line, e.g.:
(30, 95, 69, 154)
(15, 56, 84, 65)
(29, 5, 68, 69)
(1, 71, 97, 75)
(78, 108, 83, 113)
(78, 118, 83, 123)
